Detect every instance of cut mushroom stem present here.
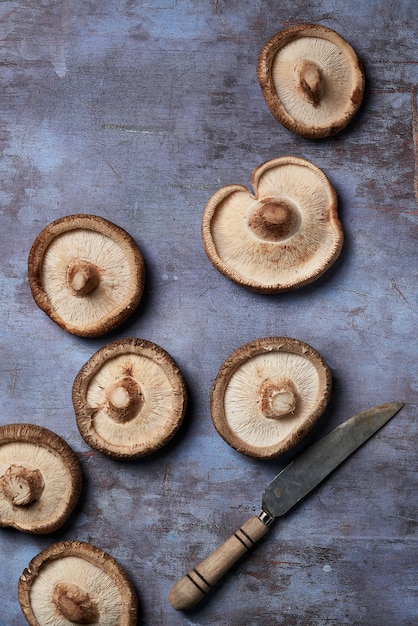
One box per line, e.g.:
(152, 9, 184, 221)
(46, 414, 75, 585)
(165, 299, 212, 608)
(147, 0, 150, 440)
(0, 464, 44, 506)
(67, 259, 101, 297)
(259, 378, 298, 419)
(106, 376, 144, 423)
(52, 582, 99, 624)
(246, 198, 301, 242)
(294, 58, 324, 107)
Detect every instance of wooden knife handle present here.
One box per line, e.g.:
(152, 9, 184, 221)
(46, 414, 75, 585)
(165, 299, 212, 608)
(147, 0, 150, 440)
(168, 513, 273, 611)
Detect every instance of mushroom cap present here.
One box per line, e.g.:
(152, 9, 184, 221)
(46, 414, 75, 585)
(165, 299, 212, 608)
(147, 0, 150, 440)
(257, 23, 365, 139)
(0, 424, 81, 533)
(211, 337, 331, 459)
(18, 540, 138, 625)
(72, 338, 187, 459)
(202, 156, 343, 292)
(28, 214, 145, 337)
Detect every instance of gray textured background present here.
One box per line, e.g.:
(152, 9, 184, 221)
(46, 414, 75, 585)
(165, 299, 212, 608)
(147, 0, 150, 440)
(0, 1, 417, 624)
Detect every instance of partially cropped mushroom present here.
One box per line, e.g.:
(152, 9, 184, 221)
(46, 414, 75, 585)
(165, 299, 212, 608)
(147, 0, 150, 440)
(202, 156, 343, 292)
(72, 338, 187, 459)
(0, 424, 81, 533)
(257, 24, 365, 138)
(211, 337, 331, 459)
(28, 214, 145, 337)
(18, 540, 138, 625)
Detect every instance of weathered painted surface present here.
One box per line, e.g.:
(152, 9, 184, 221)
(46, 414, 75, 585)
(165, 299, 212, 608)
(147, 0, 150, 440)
(0, 1, 417, 625)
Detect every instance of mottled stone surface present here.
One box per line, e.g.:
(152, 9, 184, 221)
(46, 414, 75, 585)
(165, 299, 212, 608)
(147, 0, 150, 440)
(0, 1, 417, 625)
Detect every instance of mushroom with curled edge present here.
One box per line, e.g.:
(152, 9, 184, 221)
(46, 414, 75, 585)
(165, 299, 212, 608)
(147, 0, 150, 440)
(257, 23, 365, 139)
(72, 338, 187, 459)
(211, 337, 332, 460)
(28, 214, 145, 337)
(0, 424, 82, 533)
(18, 540, 138, 625)
(202, 156, 343, 292)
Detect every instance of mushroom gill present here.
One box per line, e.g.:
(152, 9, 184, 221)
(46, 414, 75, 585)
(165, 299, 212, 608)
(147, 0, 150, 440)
(18, 541, 138, 625)
(73, 339, 187, 459)
(257, 24, 365, 138)
(0, 424, 82, 534)
(28, 215, 145, 337)
(211, 337, 331, 459)
(202, 157, 343, 292)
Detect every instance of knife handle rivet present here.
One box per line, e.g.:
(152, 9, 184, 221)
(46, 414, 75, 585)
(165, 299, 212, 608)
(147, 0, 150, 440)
(274, 487, 281, 498)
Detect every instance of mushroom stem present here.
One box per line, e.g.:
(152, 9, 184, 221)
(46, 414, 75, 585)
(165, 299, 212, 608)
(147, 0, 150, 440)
(294, 59, 324, 107)
(246, 198, 300, 242)
(67, 259, 100, 297)
(259, 379, 298, 419)
(106, 376, 144, 423)
(109, 386, 131, 409)
(0, 464, 44, 506)
(52, 582, 99, 624)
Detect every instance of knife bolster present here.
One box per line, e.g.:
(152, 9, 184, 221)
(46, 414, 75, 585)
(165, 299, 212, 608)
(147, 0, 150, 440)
(258, 509, 275, 526)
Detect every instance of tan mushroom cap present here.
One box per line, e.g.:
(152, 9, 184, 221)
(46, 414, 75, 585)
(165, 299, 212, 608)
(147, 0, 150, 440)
(72, 338, 187, 459)
(0, 424, 81, 533)
(258, 23, 365, 138)
(211, 337, 331, 459)
(28, 214, 145, 337)
(202, 156, 343, 292)
(18, 540, 138, 625)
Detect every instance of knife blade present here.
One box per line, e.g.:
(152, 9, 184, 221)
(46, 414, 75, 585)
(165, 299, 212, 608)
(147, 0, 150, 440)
(168, 402, 404, 611)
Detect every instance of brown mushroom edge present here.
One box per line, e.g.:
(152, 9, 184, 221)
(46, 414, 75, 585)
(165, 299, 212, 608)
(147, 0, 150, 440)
(28, 214, 145, 337)
(257, 23, 365, 139)
(211, 337, 332, 459)
(202, 156, 343, 293)
(72, 338, 187, 459)
(18, 540, 138, 626)
(0, 424, 82, 534)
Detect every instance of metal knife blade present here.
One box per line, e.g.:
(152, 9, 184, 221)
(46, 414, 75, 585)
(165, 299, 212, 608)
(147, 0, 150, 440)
(262, 402, 404, 518)
(168, 402, 404, 611)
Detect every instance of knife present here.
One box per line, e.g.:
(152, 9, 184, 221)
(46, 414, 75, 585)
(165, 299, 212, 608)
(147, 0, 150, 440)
(168, 402, 404, 611)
